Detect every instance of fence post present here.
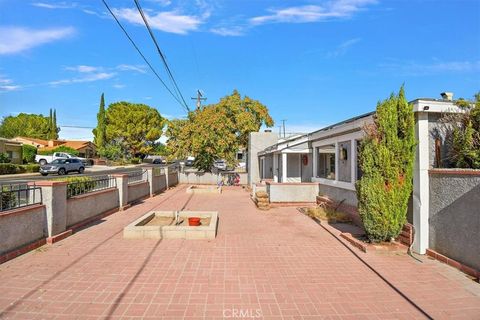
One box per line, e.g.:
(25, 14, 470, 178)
(30, 181, 68, 240)
(146, 167, 155, 197)
(112, 174, 130, 210)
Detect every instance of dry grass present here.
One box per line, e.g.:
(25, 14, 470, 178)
(304, 206, 352, 223)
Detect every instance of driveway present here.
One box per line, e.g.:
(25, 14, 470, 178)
(0, 185, 478, 319)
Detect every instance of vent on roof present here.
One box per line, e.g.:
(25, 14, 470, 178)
(264, 129, 272, 132)
(440, 92, 453, 101)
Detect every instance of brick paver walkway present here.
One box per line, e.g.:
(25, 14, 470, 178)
(0, 185, 479, 319)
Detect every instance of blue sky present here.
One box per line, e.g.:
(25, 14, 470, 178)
(0, 0, 479, 140)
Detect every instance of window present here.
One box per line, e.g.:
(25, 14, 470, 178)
(237, 152, 243, 160)
(316, 144, 335, 180)
(6, 151, 13, 160)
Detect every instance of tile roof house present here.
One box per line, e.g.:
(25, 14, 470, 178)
(13, 137, 96, 158)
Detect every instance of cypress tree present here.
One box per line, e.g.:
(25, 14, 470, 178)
(53, 109, 59, 139)
(48, 108, 53, 140)
(356, 86, 416, 242)
(93, 93, 106, 148)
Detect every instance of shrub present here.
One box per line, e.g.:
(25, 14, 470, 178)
(442, 92, 480, 169)
(1, 187, 17, 210)
(129, 157, 141, 164)
(0, 153, 11, 163)
(38, 145, 79, 156)
(22, 144, 37, 163)
(55, 176, 95, 197)
(98, 143, 123, 160)
(356, 87, 416, 242)
(0, 163, 41, 175)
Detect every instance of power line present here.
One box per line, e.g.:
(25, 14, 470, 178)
(133, 0, 190, 112)
(101, 0, 189, 113)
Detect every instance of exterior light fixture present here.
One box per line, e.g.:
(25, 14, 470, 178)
(423, 106, 430, 111)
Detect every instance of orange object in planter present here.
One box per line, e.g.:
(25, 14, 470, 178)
(188, 217, 201, 226)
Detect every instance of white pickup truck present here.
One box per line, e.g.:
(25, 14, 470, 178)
(35, 152, 88, 166)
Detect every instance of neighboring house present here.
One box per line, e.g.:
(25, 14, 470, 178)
(249, 92, 464, 256)
(13, 137, 96, 158)
(0, 138, 23, 164)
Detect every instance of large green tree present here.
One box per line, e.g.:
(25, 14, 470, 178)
(0, 113, 59, 139)
(105, 102, 165, 156)
(356, 86, 416, 242)
(93, 93, 107, 149)
(166, 90, 274, 171)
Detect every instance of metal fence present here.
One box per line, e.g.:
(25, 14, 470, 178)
(66, 176, 117, 198)
(0, 183, 42, 212)
(127, 170, 148, 184)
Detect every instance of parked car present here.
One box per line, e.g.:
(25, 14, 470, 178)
(40, 158, 85, 176)
(143, 155, 166, 164)
(35, 152, 88, 166)
(185, 156, 195, 166)
(213, 159, 227, 171)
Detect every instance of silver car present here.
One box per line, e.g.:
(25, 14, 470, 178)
(40, 158, 85, 176)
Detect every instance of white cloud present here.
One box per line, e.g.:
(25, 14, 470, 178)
(0, 26, 75, 55)
(210, 26, 245, 37)
(250, 0, 377, 25)
(0, 85, 21, 92)
(113, 84, 126, 89)
(116, 64, 147, 74)
(327, 37, 361, 57)
(379, 60, 480, 76)
(31, 2, 76, 9)
(49, 72, 116, 86)
(65, 65, 99, 73)
(112, 7, 203, 34)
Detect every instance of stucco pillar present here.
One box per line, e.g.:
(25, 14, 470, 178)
(334, 142, 339, 181)
(164, 167, 170, 188)
(146, 167, 155, 197)
(31, 180, 68, 238)
(312, 147, 317, 178)
(273, 154, 278, 182)
(413, 112, 430, 254)
(350, 139, 357, 183)
(282, 153, 287, 183)
(112, 174, 130, 210)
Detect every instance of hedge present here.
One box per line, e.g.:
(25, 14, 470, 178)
(22, 144, 37, 163)
(0, 163, 40, 175)
(38, 146, 79, 156)
(1, 187, 17, 210)
(55, 176, 96, 197)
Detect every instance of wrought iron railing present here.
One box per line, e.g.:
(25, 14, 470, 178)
(66, 176, 117, 198)
(0, 183, 42, 212)
(127, 170, 148, 184)
(153, 167, 165, 176)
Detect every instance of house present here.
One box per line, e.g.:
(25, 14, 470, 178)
(13, 137, 96, 158)
(249, 92, 464, 256)
(0, 138, 23, 164)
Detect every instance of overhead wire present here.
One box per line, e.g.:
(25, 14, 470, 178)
(101, 0, 189, 113)
(133, 0, 190, 112)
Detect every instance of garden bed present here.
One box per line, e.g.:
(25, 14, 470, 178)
(186, 185, 222, 194)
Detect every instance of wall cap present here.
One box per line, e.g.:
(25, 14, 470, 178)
(429, 168, 480, 176)
(111, 174, 129, 178)
(28, 180, 68, 186)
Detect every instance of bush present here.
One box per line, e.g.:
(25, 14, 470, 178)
(0, 163, 40, 175)
(356, 87, 416, 242)
(129, 157, 141, 164)
(22, 144, 37, 163)
(38, 145, 79, 156)
(55, 176, 95, 197)
(1, 187, 17, 210)
(0, 153, 11, 163)
(98, 143, 123, 160)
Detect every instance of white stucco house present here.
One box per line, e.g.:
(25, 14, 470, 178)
(248, 93, 463, 255)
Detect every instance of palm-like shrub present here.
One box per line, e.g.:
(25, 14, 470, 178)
(356, 87, 416, 242)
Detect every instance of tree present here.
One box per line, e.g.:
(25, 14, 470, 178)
(166, 90, 274, 171)
(52, 109, 59, 139)
(105, 102, 165, 156)
(444, 92, 480, 168)
(0, 113, 55, 139)
(356, 86, 416, 242)
(93, 93, 107, 149)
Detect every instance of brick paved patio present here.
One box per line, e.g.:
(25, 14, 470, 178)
(0, 185, 479, 319)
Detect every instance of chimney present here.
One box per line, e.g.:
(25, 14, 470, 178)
(440, 92, 453, 101)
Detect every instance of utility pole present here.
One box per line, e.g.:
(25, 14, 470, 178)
(281, 119, 287, 138)
(191, 90, 207, 110)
